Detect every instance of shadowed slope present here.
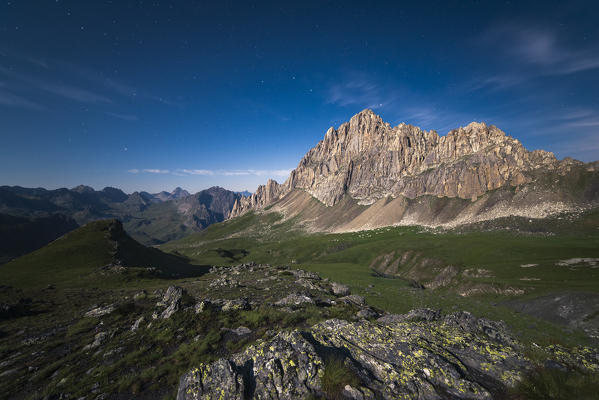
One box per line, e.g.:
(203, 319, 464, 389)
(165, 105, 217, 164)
(0, 213, 79, 264)
(0, 219, 208, 289)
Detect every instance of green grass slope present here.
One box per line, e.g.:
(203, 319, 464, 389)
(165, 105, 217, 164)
(162, 208, 599, 346)
(0, 219, 208, 289)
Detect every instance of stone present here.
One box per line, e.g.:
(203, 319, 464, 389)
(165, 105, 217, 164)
(156, 286, 183, 307)
(130, 316, 145, 332)
(84, 304, 115, 318)
(219, 298, 250, 312)
(177, 331, 322, 400)
(331, 282, 350, 296)
(224, 326, 251, 336)
(275, 293, 315, 306)
(356, 307, 378, 319)
(133, 290, 147, 301)
(194, 300, 211, 314)
(290, 269, 321, 280)
(339, 294, 366, 306)
(156, 286, 184, 319)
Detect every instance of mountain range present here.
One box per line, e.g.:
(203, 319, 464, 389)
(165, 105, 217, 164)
(231, 109, 599, 230)
(0, 185, 242, 261)
(2, 110, 599, 400)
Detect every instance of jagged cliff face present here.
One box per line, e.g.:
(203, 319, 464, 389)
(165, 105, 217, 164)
(230, 178, 283, 217)
(231, 109, 591, 219)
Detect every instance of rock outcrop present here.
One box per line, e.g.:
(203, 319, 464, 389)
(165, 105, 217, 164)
(231, 109, 594, 218)
(177, 309, 599, 399)
(230, 179, 284, 217)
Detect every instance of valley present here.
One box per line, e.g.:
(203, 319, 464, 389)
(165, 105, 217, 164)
(1, 111, 598, 399)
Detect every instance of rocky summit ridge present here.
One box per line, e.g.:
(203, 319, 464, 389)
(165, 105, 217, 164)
(231, 109, 598, 227)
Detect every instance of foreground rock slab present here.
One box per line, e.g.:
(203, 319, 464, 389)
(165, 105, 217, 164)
(177, 310, 538, 399)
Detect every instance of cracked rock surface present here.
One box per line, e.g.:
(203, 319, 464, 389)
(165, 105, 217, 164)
(177, 308, 596, 399)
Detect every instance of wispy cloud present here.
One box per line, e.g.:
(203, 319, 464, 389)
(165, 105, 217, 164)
(0, 65, 111, 104)
(128, 168, 170, 174)
(0, 51, 180, 110)
(38, 81, 112, 103)
(180, 169, 214, 176)
(327, 73, 388, 109)
(0, 89, 45, 110)
(128, 168, 293, 177)
(471, 24, 599, 91)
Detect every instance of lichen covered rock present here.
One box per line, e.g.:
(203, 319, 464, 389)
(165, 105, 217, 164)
(156, 286, 183, 319)
(177, 330, 323, 399)
(178, 310, 533, 399)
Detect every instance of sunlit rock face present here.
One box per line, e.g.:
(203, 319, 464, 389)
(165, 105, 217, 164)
(231, 109, 575, 217)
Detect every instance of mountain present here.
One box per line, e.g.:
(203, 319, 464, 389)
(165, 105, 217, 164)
(0, 185, 241, 245)
(125, 186, 242, 244)
(231, 109, 599, 230)
(0, 219, 205, 289)
(154, 187, 191, 202)
(0, 213, 79, 264)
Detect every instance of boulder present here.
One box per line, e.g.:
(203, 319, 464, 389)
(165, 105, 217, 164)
(219, 298, 250, 312)
(331, 282, 350, 296)
(177, 330, 322, 400)
(178, 310, 540, 399)
(84, 304, 115, 318)
(275, 293, 315, 306)
(156, 286, 184, 319)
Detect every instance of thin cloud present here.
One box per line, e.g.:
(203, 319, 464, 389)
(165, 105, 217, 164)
(0, 51, 180, 110)
(471, 24, 599, 91)
(0, 66, 111, 104)
(0, 89, 45, 110)
(221, 171, 251, 176)
(180, 169, 214, 176)
(142, 169, 170, 174)
(327, 74, 388, 109)
(37, 81, 112, 103)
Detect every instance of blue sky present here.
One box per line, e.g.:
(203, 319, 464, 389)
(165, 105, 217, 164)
(1, 0, 598, 193)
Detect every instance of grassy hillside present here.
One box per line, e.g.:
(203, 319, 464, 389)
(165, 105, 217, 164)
(0, 219, 208, 289)
(162, 208, 599, 346)
(163, 209, 599, 295)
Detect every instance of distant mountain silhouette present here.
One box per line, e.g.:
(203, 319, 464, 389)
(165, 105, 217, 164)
(0, 185, 241, 246)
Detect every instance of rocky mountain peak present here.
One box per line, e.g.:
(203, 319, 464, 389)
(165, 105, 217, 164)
(170, 187, 190, 199)
(72, 184, 95, 193)
(230, 110, 586, 217)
